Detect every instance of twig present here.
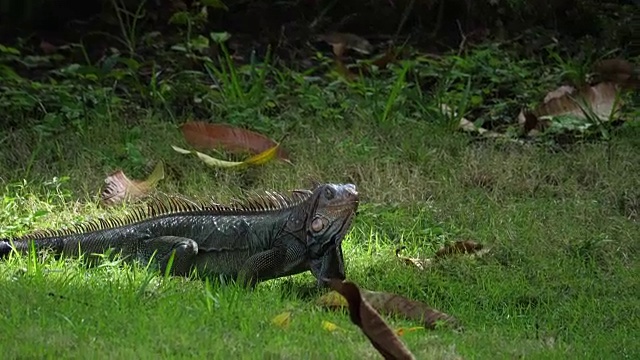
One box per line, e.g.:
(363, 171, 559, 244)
(456, 20, 468, 56)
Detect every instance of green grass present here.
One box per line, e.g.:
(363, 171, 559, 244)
(1, 41, 639, 359)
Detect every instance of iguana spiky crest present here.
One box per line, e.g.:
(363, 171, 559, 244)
(0, 183, 359, 287)
(16, 190, 312, 242)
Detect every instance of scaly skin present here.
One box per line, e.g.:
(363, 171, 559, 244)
(0, 183, 359, 286)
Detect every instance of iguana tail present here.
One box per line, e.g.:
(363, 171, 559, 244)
(0, 239, 12, 258)
(0, 237, 65, 259)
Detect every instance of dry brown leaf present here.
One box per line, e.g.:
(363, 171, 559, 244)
(327, 279, 416, 360)
(521, 110, 547, 134)
(180, 122, 290, 162)
(335, 58, 358, 81)
(441, 104, 503, 137)
(518, 82, 623, 135)
(39, 40, 57, 55)
(318, 32, 373, 57)
(543, 85, 575, 103)
(396, 241, 488, 273)
(435, 240, 484, 258)
(395, 327, 424, 336)
(361, 289, 461, 330)
(369, 48, 398, 69)
(319, 285, 461, 331)
(101, 161, 165, 206)
(395, 247, 432, 270)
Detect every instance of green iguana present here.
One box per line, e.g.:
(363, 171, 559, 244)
(0, 183, 359, 286)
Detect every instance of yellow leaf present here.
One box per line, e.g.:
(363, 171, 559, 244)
(194, 150, 244, 168)
(271, 312, 291, 329)
(316, 290, 348, 308)
(138, 161, 165, 189)
(321, 320, 342, 332)
(395, 326, 424, 336)
(171, 145, 192, 154)
(172, 144, 277, 168)
(244, 144, 279, 165)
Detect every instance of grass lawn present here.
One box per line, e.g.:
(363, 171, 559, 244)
(0, 42, 639, 359)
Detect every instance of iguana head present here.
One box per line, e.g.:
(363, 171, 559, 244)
(304, 183, 359, 286)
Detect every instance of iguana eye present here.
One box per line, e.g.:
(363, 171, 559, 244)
(324, 187, 334, 200)
(311, 217, 324, 232)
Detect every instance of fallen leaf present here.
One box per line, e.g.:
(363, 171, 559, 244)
(317, 290, 349, 308)
(335, 58, 358, 81)
(395, 327, 424, 336)
(327, 279, 416, 360)
(101, 161, 165, 206)
(435, 240, 484, 258)
(371, 48, 398, 69)
(321, 320, 342, 332)
(39, 40, 57, 55)
(317, 32, 374, 57)
(543, 85, 575, 103)
(395, 246, 432, 270)
(243, 144, 280, 165)
(518, 82, 623, 135)
(521, 110, 547, 134)
(361, 289, 461, 330)
(271, 312, 291, 329)
(179, 122, 290, 162)
(171, 144, 279, 168)
(441, 104, 503, 137)
(319, 283, 462, 344)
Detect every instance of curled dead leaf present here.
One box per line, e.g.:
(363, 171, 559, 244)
(543, 85, 575, 103)
(319, 283, 461, 331)
(371, 48, 398, 69)
(180, 121, 290, 162)
(39, 40, 57, 55)
(395, 327, 424, 336)
(101, 161, 165, 206)
(171, 143, 280, 168)
(335, 58, 358, 81)
(327, 279, 416, 360)
(435, 240, 484, 258)
(441, 104, 504, 138)
(395, 246, 432, 270)
(518, 82, 623, 136)
(361, 289, 461, 331)
(317, 32, 373, 57)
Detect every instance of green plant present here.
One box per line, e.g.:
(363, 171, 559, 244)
(110, 0, 148, 57)
(380, 61, 411, 123)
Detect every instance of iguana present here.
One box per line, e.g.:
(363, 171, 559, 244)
(0, 183, 359, 287)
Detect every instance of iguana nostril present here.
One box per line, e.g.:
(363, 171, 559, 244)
(344, 184, 358, 199)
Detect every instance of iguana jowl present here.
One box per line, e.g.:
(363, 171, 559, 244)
(0, 183, 359, 286)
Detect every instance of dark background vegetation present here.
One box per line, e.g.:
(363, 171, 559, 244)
(1, 0, 638, 124)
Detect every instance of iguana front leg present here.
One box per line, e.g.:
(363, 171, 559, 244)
(137, 236, 199, 276)
(238, 240, 308, 287)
